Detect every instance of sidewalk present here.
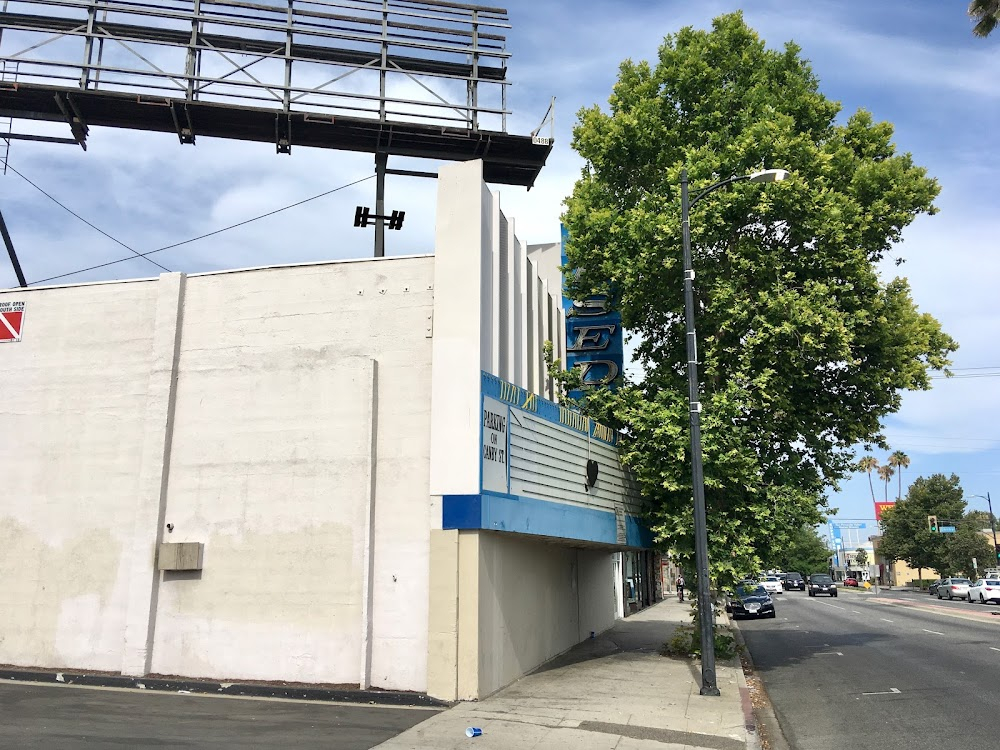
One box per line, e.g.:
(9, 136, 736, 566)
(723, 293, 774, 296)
(375, 599, 753, 750)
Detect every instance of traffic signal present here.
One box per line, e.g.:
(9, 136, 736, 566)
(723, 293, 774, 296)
(927, 515, 938, 532)
(995, 544, 1000, 561)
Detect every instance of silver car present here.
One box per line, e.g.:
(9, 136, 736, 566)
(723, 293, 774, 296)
(937, 577, 971, 600)
(967, 578, 1000, 604)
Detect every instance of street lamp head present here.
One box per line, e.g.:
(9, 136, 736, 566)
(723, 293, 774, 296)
(749, 168, 791, 183)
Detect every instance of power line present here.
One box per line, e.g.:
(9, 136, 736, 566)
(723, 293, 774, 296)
(930, 372, 1000, 380)
(885, 432, 1000, 443)
(5, 161, 171, 274)
(28, 172, 376, 286)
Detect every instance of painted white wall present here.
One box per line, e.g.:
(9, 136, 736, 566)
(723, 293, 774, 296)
(475, 532, 616, 698)
(0, 280, 159, 671)
(526, 242, 562, 295)
(428, 160, 492, 498)
(0, 257, 435, 690)
(148, 259, 435, 688)
(577, 550, 617, 641)
(429, 161, 566, 498)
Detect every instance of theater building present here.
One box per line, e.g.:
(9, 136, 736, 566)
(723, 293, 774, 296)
(0, 160, 656, 701)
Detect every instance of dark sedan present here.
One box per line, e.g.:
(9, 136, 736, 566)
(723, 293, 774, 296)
(807, 574, 838, 597)
(725, 584, 777, 619)
(783, 572, 805, 591)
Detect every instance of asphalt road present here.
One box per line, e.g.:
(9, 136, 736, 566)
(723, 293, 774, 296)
(738, 588, 1000, 750)
(0, 681, 441, 749)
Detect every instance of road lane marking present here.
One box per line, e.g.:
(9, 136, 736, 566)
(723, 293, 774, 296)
(990, 647, 1000, 652)
(862, 688, 901, 696)
(813, 601, 846, 610)
(815, 652, 844, 656)
(922, 629, 945, 635)
(881, 618, 894, 623)
(852, 610, 862, 614)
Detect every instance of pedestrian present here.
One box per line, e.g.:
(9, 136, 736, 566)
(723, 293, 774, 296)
(676, 574, 685, 602)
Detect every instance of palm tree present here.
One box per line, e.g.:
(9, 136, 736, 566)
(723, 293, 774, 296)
(887, 450, 910, 501)
(970, 0, 1000, 37)
(877, 464, 895, 503)
(858, 456, 879, 502)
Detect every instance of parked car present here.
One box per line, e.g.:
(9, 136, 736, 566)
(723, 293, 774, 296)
(928, 579, 943, 596)
(967, 578, 1000, 604)
(761, 576, 783, 595)
(726, 584, 777, 619)
(783, 572, 805, 591)
(844, 577, 859, 587)
(937, 577, 971, 600)
(808, 574, 838, 597)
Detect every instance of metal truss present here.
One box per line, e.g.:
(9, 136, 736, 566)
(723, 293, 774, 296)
(0, 0, 551, 185)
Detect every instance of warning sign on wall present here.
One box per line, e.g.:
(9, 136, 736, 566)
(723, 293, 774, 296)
(0, 300, 25, 342)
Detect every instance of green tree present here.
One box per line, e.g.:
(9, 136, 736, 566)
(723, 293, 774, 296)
(562, 13, 956, 585)
(857, 456, 879, 503)
(878, 474, 965, 577)
(888, 450, 910, 501)
(970, 0, 1000, 37)
(946, 526, 994, 578)
(768, 525, 831, 575)
(964, 509, 994, 531)
(855, 548, 869, 568)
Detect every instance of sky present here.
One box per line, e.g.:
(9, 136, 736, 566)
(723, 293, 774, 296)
(2, 1, 998, 529)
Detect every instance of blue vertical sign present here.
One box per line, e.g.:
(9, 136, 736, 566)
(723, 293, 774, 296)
(561, 225, 624, 397)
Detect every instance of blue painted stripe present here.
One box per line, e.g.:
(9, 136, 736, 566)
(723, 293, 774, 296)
(443, 492, 653, 549)
(480, 371, 618, 446)
(442, 494, 483, 530)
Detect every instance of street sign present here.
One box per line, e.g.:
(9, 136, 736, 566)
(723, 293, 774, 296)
(973, 557, 978, 570)
(940, 525, 957, 533)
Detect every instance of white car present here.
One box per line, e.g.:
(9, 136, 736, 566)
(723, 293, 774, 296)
(968, 578, 1000, 604)
(761, 576, 783, 594)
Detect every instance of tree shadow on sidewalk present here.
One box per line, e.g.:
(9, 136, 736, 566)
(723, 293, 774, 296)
(530, 611, 689, 675)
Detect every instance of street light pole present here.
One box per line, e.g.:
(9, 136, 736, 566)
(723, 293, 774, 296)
(970, 493, 999, 556)
(989, 493, 998, 555)
(680, 168, 719, 697)
(679, 167, 789, 697)
(976, 493, 999, 561)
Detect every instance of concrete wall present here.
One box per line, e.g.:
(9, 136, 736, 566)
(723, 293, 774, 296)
(425, 529, 616, 701)
(476, 532, 615, 698)
(0, 280, 159, 671)
(0, 257, 435, 690)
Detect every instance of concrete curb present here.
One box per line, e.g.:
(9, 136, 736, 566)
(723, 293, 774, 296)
(721, 611, 761, 750)
(0, 668, 449, 707)
(727, 615, 790, 750)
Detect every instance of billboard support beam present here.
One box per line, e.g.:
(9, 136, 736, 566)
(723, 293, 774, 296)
(375, 152, 388, 258)
(0, 208, 27, 287)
